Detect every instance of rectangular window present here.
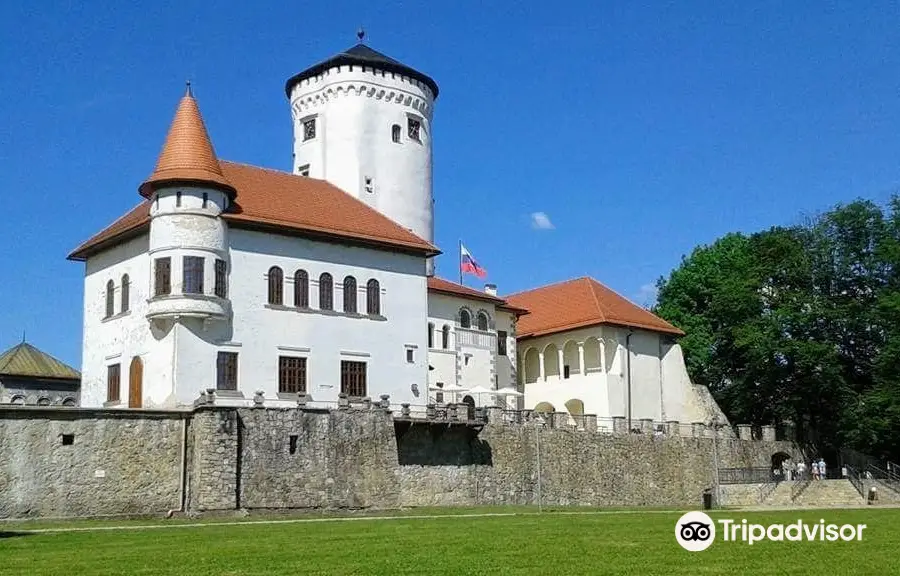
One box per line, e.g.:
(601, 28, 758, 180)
(497, 330, 507, 356)
(217, 352, 238, 391)
(214, 259, 227, 298)
(303, 118, 316, 141)
(154, 257, 171, 296)
(202, 192, 208, 208)
(183, 256, 204, 294)
(408, 117, 421, 142)
(279, 356, 307, 394)
(297, 164, 310, 177)
(107, 363, 121, 403)
(406, 348, 414, 363)
(563, 365, 570, 379)
(340, 360, 367, 398)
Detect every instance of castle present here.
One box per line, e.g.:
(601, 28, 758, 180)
(65, 38, 727, 430)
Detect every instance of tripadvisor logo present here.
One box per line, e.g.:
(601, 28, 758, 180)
(675, 512, 867, 551)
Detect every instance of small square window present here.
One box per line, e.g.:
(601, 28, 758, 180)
(61, 434, 75, 446)
(303, 118, 316, 141)
(406, 349, 414, 363)
(297, 164, 310, 177)
(364, 176, 374, 194)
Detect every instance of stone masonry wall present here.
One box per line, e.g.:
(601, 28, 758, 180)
(237, 407, 401, 509)
(396, 422, 799, 508)
(0, 408, 186, 519)
(0, 406, 801, 519)
(188, 407, 239, 511)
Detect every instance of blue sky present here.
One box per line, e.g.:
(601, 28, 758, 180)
(2, 1, 899, 367)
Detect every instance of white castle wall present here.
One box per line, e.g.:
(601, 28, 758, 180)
(426, 292, 516, 406)
(216, 228, 429, 408)
(288, 65, 435, 256)
(80, 233, 178, 408)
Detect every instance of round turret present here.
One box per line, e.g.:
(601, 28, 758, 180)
(285, 43, 438, 273)
(141, 88, 232, 324)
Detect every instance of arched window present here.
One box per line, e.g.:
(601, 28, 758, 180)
(366, 279, 381, 315)
(105, 280, 115, 318)
(391, 124, 401, 143)
(427, 322, 434, 348)
(121, 274, 130, 313)
(476, 311, 489, 331)
(459, 308, 471, 329)
(294, 269, 309, 308)
(442, 325, 450, 349)
(343, 276, 357, 313)
(268, 266, 283, 305)
(62, 397, 76, 407)
(319, 273, 333, 310)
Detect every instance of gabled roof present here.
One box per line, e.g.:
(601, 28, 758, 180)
(69, 161, 440, 260)
(138, 87, 235, 199)
(427, 277, 529, 315)
(284, 43, 439, 98)
(505, 277, 684, 338)
(0, 343, 80, 380)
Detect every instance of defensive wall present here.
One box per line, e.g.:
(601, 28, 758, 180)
(0, 396, 799, 519)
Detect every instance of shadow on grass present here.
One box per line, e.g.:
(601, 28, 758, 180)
(0, 531, 32, 539)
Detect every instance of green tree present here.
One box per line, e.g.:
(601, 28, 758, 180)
(656, 196, 900, 462)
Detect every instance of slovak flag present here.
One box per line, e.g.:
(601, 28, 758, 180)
(460, 243, 487, 278)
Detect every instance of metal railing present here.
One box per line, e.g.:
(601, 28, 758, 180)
(718, 467, 774, 485)
(866, 464, 900, 495)
(846, 465, 864, 499)
(757, 477, 782, 502)
(791, 475, 813, 501)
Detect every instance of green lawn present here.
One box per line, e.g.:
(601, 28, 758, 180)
(2, 508, 899, 575)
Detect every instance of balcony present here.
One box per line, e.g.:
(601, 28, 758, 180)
(456, 327, 496, 350)
(146, 294, 229, 323)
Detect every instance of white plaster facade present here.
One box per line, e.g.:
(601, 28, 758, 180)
(80, 212, 429, 409)
(518, 325, 724, 427)
(288, 66, 435, 258)
(426, 292, 518, 407)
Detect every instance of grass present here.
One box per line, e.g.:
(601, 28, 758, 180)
(2, 507, 900, 575)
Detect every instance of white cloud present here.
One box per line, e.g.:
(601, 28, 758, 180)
(530, 212, 555, 230)
(635, 283, 659, 308)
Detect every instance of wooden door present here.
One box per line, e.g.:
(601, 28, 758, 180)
(128, 356, 143, 408)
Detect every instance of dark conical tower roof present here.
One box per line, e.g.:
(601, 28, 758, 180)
(285, 43, 439, 98)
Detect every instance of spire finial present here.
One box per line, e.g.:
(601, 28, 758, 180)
(21, 329, 25, 343)
(357, 27, 365, 43)
(185, 80, 192, 97)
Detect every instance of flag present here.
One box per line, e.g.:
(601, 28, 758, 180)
(460, 243, 487, 279)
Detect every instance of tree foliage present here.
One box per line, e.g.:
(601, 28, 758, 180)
(655, 197, 900, 461)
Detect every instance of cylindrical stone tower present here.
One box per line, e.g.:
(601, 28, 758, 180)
(285, 40, 439, 273)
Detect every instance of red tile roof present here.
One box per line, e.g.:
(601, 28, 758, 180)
(427, 277, 528, 315)
(69, 163, 441, 260)
(68, 92, 440, 261)
(138, 88, 234, 198)
(505, 277, 683, 338)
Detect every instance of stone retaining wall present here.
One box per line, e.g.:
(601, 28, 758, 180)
(0, 407, 187, 519)
(0, 406, 800, 519)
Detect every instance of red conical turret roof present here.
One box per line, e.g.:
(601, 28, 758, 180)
(138, 85, 235, 198)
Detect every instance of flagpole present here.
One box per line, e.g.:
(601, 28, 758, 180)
(459, 240, 463, 286)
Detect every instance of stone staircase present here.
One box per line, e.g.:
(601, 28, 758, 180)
(792, 479, 864, 507)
